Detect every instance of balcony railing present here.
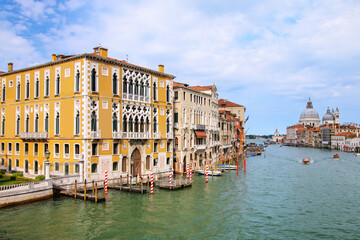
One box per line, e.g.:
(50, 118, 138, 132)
(90, 131, 101, 139)
(166, 132, 173, 139)
(195, 124, 206, 130)
(153, 132, 161, 139)
(122, 92, 150, 103)
(74, 154, 82, 159)
(195, 144, 206, 151)
(20, 132, 49, 140)
(113, 132, 122, 139)
(183, 123, 188, 129)
(190, 124, 196, 129)
(121, 132, 150, 139)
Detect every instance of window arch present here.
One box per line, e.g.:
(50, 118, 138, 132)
(25, 80, 30, 99)
(34, 114, 39, 132)
(45, 76, 50, 96)
(129, 116, 133, 132)
(35, 78, 39, 98)
(91, 163, 98, 173)
(166, 118, 170, 133)
(16, 81, 20, 100)
(112, 113, 118, 132)
(55, 161, 60, 171)
(16, 115, 20, 136)
(55, 74, 60, 95)
(123, 77, 127, 94)
(1, 116, 4, 136)
(123, 116, 127, 132)
(75, 70, 80, 92)
(166, 85, 170, 103)
(153, 117, 157, 133)
(75, 111, 80, 135)
(55, 112, 60, 135)
(91, 68, 97, 92)
(129, 79, 133, 94)
(91, 111, 97, 131)
(44, 113, 49, 132)
(112, 73, 118, 95)
(153, 82, 157, 100)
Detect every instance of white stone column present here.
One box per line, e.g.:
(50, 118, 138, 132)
(79, 159, 84, 182)
(45, 160, 50, 180)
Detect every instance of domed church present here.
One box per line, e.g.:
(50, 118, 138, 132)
(322, 107, 340, 125)
(299, 98, 320, 127)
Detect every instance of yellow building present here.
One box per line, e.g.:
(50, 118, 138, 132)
(0, 47, 175, 181)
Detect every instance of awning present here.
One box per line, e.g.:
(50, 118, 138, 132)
(195, 130, 207, 139)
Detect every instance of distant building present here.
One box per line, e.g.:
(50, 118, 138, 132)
(272, 129, 285, 143)
(299, 98, 320, 127)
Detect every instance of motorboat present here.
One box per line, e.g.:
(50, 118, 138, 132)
(195, 169, 223, 176)
(355, 153, 360, 156)
(333, 154, 339, 159)
(302, 158, 310, 164)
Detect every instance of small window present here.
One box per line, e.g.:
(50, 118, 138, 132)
(44, 143, 49, 154)
(74, 163, 79, 174)
(92, 143, 98, 156)
(24, 143, 29, 155)
(55, 162, 60, 171)
(55, 143, 60, 154)
(183, 92, 186, 100)
(154, 142, 158, 153)
(167, 142, 171, 152)
(16, 159, 19, 167)
(146, 155, 150, 170)
(153, 158, 158, 167)
(15, 143, 20, 154)
(166, 157, 170, 165)
(34, 143, 38, 156)
(1, 158, 4, 165)
(1, 142, 4, 152)
(8, 142, 12, 153)
(74, 144, 80, 155)
(113, 162, 118, 171)
(174, 91, 178, 100)
(113, 142, 119, 155)
(91, 163, 98, 173)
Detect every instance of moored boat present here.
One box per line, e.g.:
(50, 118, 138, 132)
(195, 170, 222, 176)
(216, 164, 237, 170)
(303, 158, 310, 164)
(333, 154, 339, 158)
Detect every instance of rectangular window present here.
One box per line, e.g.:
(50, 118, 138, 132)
(174, 113, 178, 123)
(44, 143, 49, 155)
(1, 142, 4, 153)
(8, 143, 12, 154)
(15, 143, 20, 155)
(113, 142, 119, 155)
(75, 144, 80, 154)
(183, 92, 186, 100)
(174, 91, 178, 100)
(146, 155, 150, 170)
(16, 159, 19, 167)
(54, 143, 60, 158)
(113, 161, 118, 171)
(24, 143, 29, 156)
(64, 144, 70, 158)
(167, 142, 171, 152)
(74, 163, 79, 173)
(166, 157, 170, 165)
(34, 143, 38, 157)
(92, 143, 98, 156)
(154, 142, 158, 153)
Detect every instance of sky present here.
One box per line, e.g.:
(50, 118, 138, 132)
(1, 0, 360, 135)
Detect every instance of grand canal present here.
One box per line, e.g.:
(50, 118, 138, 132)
(1, 142, 360, 239)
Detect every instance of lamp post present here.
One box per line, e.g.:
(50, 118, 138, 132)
(44, 150, 51, 180)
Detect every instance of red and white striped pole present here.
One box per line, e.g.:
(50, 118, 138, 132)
(186, 162, 189, 179)
(189, 168, 192, 182)
(104, 170, 108, 200)
(169, 171, 172, 186)
(206, 165, 209, 183)
(150, 173, 154, 194)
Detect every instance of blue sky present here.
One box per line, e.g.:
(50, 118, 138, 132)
(1, 0, 360, 135)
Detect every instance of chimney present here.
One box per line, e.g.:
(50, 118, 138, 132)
(8, 62, 13, 72)
(52, 54, 57, 61)
(158, 64, 164, 73)
(93, 46, 108, 58)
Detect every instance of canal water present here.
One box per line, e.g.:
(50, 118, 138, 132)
(1, 143, 360, 239)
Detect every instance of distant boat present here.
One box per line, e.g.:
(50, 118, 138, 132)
(355, 153, 360, 156)
(195, 170, 222, 176)
(217, 164, 237, 170)
(303, 158, 310, 164)
(333, 154, 339, 159)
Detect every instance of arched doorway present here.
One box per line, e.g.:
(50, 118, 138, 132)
(131, 148, 141, 177)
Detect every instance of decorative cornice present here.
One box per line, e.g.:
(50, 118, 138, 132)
(0, 53, 176, 79)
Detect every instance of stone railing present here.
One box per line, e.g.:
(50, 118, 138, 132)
(90, 131, 101, 139)
(0, 179, 53, 195)
(166, 132, 173, 139)
(195, 144, 206, 151)
(20, 132, 49, 140)
(113, 132, 122, 139)
(121, 132, 150, 139)
(153, 132, 161, 139)
(195, 124, 206, 130)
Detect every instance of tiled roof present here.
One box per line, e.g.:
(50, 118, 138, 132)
(188, 85, 216, 91)
(218, 99, 244, 108)
(173, 81, 188, 87)
(334, 132, 356, 137)
(0, 71, 4, 74)
(288, 124, 304, 128)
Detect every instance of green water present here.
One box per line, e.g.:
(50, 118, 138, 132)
(1, 145, 360, 239)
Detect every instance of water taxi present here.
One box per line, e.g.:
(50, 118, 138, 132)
(195, 170, 223, 176)
(333, 154, 339, 159)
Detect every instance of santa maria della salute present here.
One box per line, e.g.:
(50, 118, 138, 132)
(284, 98, 360, 151)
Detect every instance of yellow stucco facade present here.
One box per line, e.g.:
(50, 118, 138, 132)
(0, 47, 175, 181)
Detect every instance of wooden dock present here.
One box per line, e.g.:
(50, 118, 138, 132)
(156, 180, 192, 190)
(108, 184, 148, 194)
(59, 190, 105, 202)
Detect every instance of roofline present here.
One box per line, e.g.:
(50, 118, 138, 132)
(0, 53, 176, 79)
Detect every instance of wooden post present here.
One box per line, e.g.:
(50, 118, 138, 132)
(95, 183, 98, 203)
(147, 175, 150, 189)
(74, 180, 77, 199)
(228, 159, 230, 171)
(120, 175, 122, 186)
(84, 179, 87, 201)
(127, 174, 129, 186)
(237, 152, 239, 175)
(140, 177, 143, 194)
(92, 180, 94, 196)
(244, 158, 246, 173)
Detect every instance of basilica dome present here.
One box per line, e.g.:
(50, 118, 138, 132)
(322, 108, 335, 124)
(299, 98, 320, 127)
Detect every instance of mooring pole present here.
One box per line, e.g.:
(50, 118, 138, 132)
(74, 180, 77, 199)
(84, 179, 87, 201)
(95, 183, 98, 203)
(92, 180, 94, 196)
(237, 152, 239, 175)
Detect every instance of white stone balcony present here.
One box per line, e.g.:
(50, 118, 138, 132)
(153, 132, 161, 139)
(166, 132, 173, 139)
(121, 132, 150, 139)
(90, 131, 101, 139)
(174, 123, 179, 129)
(194, 144, 206, 151)
(112, 132, 122, 139)
(20, 132, 49, 140)
(74, 154, 82, 159)
(183, 123, 188, 129)
(195, 124, 206, 130)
